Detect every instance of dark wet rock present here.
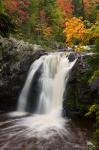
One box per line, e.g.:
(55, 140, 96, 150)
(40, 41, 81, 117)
(0, 36, 99, 116)
(90, 78, 99, 103)
(90, 78, 99, 91)
(64, 54, 99, 117)
(58, 44, 66, 49)
(51, 41, 68, 51)
(0, 36, 46, 112)
(68, 52, 77, 62)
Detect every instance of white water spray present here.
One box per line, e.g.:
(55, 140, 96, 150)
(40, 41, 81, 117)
(17, 57, 43, 111)
(0, 53, 89, 150)
(12, 53, 77, 138)
(18, 53, 76, 117)
(0, 53, 78, 146)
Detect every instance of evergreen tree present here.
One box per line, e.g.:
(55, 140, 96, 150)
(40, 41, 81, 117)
(73, 0, 84, 17)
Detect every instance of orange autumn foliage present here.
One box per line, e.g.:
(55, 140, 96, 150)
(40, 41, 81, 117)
(3, 0, 30, 24)
(83, 0, 99, 20)
(63, 17, 86, 45)
(57, 0, 74, 18)
(3, 0, 19, 14)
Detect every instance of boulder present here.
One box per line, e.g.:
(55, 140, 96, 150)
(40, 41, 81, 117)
(68, 52, 77, 62)
(33, 44, 44, 51)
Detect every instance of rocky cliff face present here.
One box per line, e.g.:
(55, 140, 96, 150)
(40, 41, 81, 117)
(0, 37, 99, 115)
(0, 36, 47, 112)
(65, 54, 99, 117)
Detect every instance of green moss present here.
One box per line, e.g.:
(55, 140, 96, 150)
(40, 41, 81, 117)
(92, 129, 99, 150)
(94, 38, 99, 53)
(89, 69, 99, 83)
(85, 104, 99, 150)
(81, 55, 99, 83)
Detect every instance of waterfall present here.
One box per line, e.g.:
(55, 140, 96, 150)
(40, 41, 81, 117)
(17, 58, 43, 111)
(17, 52, 76, 116)
(0, 53, 88, 149)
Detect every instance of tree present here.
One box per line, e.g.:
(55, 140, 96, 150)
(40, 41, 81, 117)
(3, 0, 19, 14)
(90, 21, 99, 38)
(83, 0, 99, 22)
(3, 0, 30, 24)
(57, 0, 74, 18)
(27, 0, 64, 41)
(73, 0, 84, 17)
(63, 17, 86, 46)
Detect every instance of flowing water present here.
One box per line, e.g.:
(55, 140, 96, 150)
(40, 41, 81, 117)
(0, 53, 90, 150)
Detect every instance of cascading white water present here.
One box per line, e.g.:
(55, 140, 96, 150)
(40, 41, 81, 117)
(0, 53, 77, 140)
(17, 57, 43, 111)
(36, 54, 76, 116)
(12, 52, 77, 138)
(17, 53, 76, 116)
(0, 52, 88, 150)
(5, 53, 76, 139)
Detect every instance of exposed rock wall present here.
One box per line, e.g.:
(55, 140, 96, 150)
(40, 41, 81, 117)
(0, 36, 46, 112)
(0, 37, 99, 116)
(65, 54, 99, 117)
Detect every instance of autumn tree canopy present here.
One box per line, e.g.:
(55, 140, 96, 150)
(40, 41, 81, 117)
(0, 0, 99, 44)
(63, 17, 86, 45)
